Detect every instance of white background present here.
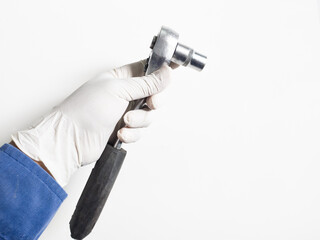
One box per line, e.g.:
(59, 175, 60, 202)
(1, 0, 320, 239)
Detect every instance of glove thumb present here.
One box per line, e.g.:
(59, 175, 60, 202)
(118, 65, 172, 101)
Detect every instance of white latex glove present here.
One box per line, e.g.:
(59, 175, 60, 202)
(11, 60, 172, 187)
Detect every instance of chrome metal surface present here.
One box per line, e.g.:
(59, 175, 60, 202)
(146, 26, 179, 75)
(146, 26, 207, 74)
(171, 43, 207, 71)
(114, 139, 122, 149)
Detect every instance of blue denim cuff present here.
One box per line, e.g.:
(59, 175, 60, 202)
(0, 143, 67, 240)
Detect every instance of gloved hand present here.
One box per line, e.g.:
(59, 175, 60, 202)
(11, 60, 172, 187)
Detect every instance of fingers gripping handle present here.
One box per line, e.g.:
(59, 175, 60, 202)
(109, 98, 146, 148)
(70, 145, 126, 239)
(110, 59, 151, 148)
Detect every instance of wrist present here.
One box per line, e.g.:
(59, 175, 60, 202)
(9, 141, 55, 179)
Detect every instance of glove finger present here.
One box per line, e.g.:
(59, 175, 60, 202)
(112, 59, 147, 78)
(117, 127, 143, 143)
(146, 89, 170, 110)
(124, 109, 154, 128)
(119, 64, 172, 101)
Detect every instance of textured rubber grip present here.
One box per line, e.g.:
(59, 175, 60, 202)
(70, 144, 127, 239)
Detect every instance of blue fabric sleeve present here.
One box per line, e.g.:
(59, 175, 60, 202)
(0, 143, 67, 240)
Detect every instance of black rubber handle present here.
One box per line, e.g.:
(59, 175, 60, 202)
(70, 144, 127, 239)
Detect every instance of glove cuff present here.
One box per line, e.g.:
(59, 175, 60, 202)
(11, 110, 81, 187)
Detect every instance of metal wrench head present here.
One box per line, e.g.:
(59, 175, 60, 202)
(146, 26, 207, 75)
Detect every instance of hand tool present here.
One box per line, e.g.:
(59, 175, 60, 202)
(69, 26, 207, 239)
